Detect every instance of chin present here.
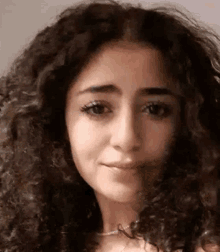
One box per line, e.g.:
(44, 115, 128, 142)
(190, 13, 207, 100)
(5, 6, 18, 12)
(97, 187, 141, 204)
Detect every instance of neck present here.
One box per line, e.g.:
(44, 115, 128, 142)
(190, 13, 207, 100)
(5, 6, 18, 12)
(95, 192, 141, 234)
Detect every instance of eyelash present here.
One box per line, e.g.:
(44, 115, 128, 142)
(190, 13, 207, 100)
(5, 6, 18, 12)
(80, 100, 111, 119)
(80, 100, 172, 120)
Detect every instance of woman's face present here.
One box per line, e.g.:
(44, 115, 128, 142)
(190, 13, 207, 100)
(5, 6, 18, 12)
(65, 42, 180, 204)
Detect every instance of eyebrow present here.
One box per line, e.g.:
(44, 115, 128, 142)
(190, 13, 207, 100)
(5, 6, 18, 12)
(76, 84, 175, 97)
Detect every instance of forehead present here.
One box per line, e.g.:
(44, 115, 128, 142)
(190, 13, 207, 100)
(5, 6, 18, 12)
(69, 41, 180, 97)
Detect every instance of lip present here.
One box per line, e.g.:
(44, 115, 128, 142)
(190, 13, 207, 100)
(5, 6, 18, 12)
(103, 161, 144, 170)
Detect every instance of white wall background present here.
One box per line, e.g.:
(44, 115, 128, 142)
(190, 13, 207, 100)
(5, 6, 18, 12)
(0, 0, 220, 76)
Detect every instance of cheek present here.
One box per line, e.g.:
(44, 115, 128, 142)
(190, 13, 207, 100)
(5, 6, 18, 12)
(141, 122, 177, 191)
(67, 118, 104, 169)
(144, 121, 177, 158)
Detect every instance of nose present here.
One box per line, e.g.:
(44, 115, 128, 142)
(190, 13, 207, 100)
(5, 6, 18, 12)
(110, 108, 142, 152)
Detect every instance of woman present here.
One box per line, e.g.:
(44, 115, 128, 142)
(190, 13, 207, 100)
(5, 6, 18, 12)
(0, 1, 219, 251)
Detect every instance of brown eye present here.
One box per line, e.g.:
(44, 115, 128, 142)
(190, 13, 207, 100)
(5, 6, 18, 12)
(148, 104, 165, 116)
(142, 102, 171, 119)
(80, 101, 111, 117)
(88, 104, 106, 115)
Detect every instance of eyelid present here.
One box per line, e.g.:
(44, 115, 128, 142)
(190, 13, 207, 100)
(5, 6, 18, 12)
(82, 100, 112, 110)
(142, 101, 169, 109)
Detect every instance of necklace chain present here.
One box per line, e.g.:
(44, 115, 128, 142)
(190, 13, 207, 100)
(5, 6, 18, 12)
(97, 220, 139, 236)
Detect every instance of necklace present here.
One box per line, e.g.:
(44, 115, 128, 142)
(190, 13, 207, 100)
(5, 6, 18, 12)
(97, 220, 139, 236)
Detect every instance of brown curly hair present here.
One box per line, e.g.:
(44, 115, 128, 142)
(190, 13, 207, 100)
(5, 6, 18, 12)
(0, 1, 220, 251)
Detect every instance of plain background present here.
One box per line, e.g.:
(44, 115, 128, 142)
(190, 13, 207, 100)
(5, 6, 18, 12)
(0, 0, 220, 76)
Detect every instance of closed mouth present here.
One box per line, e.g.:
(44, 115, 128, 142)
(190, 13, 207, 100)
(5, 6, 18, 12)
(103, 161, 144, 170)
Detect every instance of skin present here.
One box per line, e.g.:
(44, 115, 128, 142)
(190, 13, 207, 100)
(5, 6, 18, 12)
(65, 41, 181, 251)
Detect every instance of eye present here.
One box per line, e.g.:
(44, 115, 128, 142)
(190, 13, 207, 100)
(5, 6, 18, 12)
(142, 102, 172, 119)
(80, 100, 111, 118)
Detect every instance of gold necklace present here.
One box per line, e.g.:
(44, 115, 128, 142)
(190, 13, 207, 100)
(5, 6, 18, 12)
(96, 220, 139, 236)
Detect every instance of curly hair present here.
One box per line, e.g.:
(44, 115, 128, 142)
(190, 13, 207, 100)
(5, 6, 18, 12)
(0, 1, 220, 251)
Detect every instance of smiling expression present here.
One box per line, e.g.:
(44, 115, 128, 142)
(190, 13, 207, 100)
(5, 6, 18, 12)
(65, 41, 181, 204)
